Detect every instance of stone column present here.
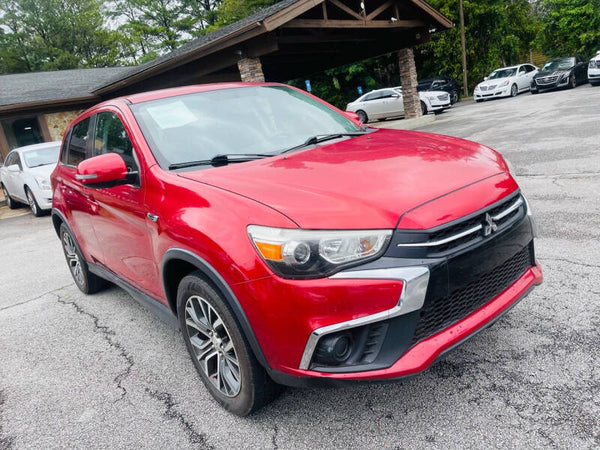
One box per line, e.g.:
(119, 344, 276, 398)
(237, 57, 265, 82)
(398, 48, 422, 119)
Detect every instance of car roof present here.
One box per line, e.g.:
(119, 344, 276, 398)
(493, 65, 520, 71)
(14, 141, 61, 154)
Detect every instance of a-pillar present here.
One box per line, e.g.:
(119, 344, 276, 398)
(398, 48, 422, 118)
(237, 56, 266, 82)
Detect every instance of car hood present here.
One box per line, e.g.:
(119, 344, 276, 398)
(26, 163, 56, 180)
(178, 129, 509, 229)
(535, 67, 573, 77)
(478, 78, 512, 88)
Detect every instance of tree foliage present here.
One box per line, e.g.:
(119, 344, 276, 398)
(0, 0, 124, 72)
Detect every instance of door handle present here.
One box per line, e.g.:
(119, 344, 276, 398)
(147, 213, 159, 222)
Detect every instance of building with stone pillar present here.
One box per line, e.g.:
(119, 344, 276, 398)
(398, 48, 422, 119)
(237, 57, 266, 83)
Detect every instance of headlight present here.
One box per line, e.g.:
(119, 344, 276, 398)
(498, 80, 510, 87)
(247, 225, 392, 279)
(35, 177, 51, 190)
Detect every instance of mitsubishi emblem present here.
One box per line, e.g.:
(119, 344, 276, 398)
(483, 213, 498, 236)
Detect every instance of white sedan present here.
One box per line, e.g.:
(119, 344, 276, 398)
(474, 64, 538, 102)
(346, 87, 451, 123)
(589, 50, 600, 86)
(1, 141, 61, 216)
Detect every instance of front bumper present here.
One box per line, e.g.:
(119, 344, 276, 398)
(32, 187, 53, 210)
(237, 198, 541, 385)
(474, 85, 511, 100)
(428, 100, 452, 112)
(588, 69, 600, 83)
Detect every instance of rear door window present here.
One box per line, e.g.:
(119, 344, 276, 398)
(67, 117, 91, 167)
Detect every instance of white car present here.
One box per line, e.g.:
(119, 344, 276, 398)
(1, 141, 61, 216)
(474, 64, 538, 102)
(346, 87, 451, 123)
(588, 51, 600, 86)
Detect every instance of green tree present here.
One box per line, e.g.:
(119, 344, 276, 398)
(0, 0, 125, 73)
(416, 0, 537, 92)
(534, 0, 600, 57)
(206, 0, 279, 30)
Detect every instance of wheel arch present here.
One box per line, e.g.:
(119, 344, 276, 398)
(51, 208, 65, 237)
(161, 248, 271, 370)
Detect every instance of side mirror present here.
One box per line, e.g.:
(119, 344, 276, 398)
(343, 111, 361, 123)
(7, 164, 20, 173)
(76, 153, 130, 187)
(484, 76, 489, 81)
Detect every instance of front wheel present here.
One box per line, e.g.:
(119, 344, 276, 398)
(450, 90, 459, 104)
(1, 184, 19, 209)
(60, 223, 108, 294)
(25, 187, 43, 217)
(510, 84, 518, 97)
(177, 273, 282, 416)
(420, 101, 428, 115)
(570, 75, 576, 89)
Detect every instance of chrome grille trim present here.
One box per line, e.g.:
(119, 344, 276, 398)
(397, 225, 482, 247)
(492, 196, 523, 221)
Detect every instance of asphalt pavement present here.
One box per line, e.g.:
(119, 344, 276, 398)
(1, 84, 599, 449)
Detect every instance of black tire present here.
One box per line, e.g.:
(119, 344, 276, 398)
(177, 273, 282, 416)
(25, 187, 44, 217)
(510, 84, 518, 97)
(569, 75, 576, 89)
(356, 110, 368, 124)
(531, 89, 538, 94)
(1, 184, 19, 209)
(420, 101, 428, 115)
(59, 223, 108, 294)
(433, 109, 444, 115)
(591, 82, 600, 87)
(450, 90, 459, 104)
(475, 99, 484, 103)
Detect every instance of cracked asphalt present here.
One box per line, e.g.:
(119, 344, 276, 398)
(1, 85, 599, 449)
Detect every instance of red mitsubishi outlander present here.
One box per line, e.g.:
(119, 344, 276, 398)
(51, 83, 542, 415)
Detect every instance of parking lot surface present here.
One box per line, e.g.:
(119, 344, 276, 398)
(1, 85, 599, 449)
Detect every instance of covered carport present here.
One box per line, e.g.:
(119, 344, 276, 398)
(95, 0, 452, 118)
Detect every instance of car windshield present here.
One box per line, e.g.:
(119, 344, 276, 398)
(541, 58, 575, 71)
(131, 85, 360, 168)
(488, 68, 517, 79)
(22, 146, 60, 168)
(417, 81, 432, 91)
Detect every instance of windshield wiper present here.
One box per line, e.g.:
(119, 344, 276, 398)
(168, 153, 273, 170)
(279, 132, 368, 155)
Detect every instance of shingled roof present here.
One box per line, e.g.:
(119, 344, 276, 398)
(0, 67, 130, 109)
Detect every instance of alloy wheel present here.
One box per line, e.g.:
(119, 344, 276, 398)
(184, 295, 241, 397)
(26, 190, 37, 215)
(62, 232, 85, 287)
(511, 84, 518, 97)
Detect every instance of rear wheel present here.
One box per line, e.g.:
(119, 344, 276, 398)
(510, 84, 518, 97)
(25, 187, 43, 217)
(60, 223, 108, 294)
(1, 184, 19, 209)
(177, 273, 282, 416)
(356, 110, 368, 124)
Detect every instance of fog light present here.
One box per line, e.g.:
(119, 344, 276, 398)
(314, 333, 353, 365)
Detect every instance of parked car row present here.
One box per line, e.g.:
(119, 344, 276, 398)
(474, 53, 598, 102)
(345, 86, 452, 123)
(0, 141, 61, 216)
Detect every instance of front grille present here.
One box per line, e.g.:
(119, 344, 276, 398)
(411, 244, 533, 345)
(437, 94, 449, 101)
(391, 193, 525, 258)
(536, 76, 558, 85)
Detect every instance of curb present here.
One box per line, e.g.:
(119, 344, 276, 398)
(374, 114, 436, 130)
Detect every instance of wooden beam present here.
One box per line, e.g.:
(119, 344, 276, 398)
(327, 0, 364, 20)
(409, 0, 453, 28)
(284, 18, 425, 28)
(277, 34, 374, 44)
(322, 2, 327, 20)
(366, 0, 393, 20)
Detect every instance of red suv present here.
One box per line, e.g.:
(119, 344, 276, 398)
(51, 83, 543, 415)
